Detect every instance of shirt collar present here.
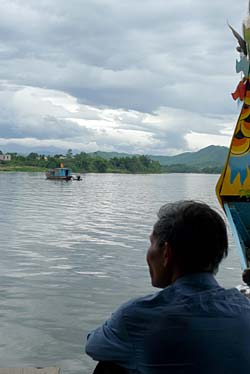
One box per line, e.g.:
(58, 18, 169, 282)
(171, 272, 220, 289)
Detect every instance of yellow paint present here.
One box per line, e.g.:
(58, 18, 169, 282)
(241, 120, 250, 137)
(216, 20, 250, 207)
(231, 137, 250, 155)
(219, 164, 250, 195)
(239, 106, 250, 120)
(216, 73, 250, 205)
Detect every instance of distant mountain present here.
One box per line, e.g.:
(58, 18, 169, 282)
(90, 151, 136, 159)
(91, 146, 228, 168)
(149, 146, 228, 167)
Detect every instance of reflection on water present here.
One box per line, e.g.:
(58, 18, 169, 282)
(0, 172, 241, 373)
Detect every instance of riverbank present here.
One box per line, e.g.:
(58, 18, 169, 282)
(0, 166, 161, 174)
(0, 166, 221, 174)
(0, 166, 46, 172)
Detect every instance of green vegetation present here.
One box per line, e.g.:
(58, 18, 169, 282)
(239, 189, 250, 198)
(0, 151, 161, 174)
(150, 145, 228, 167)
(0, 146, 226, 174)
(161, 164, 222, 174)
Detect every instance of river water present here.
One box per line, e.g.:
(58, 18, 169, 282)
(0, 172, 242, 373)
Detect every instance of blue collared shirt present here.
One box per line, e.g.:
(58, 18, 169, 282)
(86, 273, 250, 373)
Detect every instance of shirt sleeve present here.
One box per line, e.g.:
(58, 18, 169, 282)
(85, 302, 135, 369)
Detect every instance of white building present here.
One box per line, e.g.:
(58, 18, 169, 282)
(0, 154, 11, 161)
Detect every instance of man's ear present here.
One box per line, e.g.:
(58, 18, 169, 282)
(162, 242, 173, 267)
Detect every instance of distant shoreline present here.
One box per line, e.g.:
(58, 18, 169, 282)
(0, 146, 225, 174)
(0, 166, 45, 172)
(0, 166, 221, 174)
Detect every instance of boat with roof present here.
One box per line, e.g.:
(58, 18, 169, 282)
(46, 163, 72, 181)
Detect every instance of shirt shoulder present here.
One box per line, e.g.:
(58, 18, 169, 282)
(223, 287, 250, 306)
(116, 287, 175, 319)
(116, 291, 162, 313)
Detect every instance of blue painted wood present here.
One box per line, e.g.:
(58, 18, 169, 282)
(46, 167, 72, 180)
(224, 203, 248, 269)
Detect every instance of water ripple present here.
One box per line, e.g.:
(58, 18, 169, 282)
(0, 172, 242, 373)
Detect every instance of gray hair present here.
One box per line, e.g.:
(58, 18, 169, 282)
(153, 200, 228, 273)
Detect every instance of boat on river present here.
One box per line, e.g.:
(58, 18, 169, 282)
(216, 3, 250, 270)
(46, 163, 72, 181)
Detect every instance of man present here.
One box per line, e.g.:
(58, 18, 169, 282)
(86, 200, 250, 373)
(243, 268, 250, 285)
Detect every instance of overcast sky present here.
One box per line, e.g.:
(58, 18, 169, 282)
(0, 0, 248, 155)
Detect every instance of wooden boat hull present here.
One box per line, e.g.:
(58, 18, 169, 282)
(216, 11, 250, 271)
(46, 174, 72, 181)
(223, 202, 250, 269)
(216, 99, 250, 270)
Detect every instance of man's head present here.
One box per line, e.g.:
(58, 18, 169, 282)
(147, 200, 228, 288)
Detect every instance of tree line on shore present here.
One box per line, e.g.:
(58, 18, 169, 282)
(0, 149, 222, 174)
(1, 150, 161, 173)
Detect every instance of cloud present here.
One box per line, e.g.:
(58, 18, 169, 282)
(0, 0, 247, 154)
(0, 82, 233, 155)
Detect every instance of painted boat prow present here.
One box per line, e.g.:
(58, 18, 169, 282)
(216, 4, 250, 271)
